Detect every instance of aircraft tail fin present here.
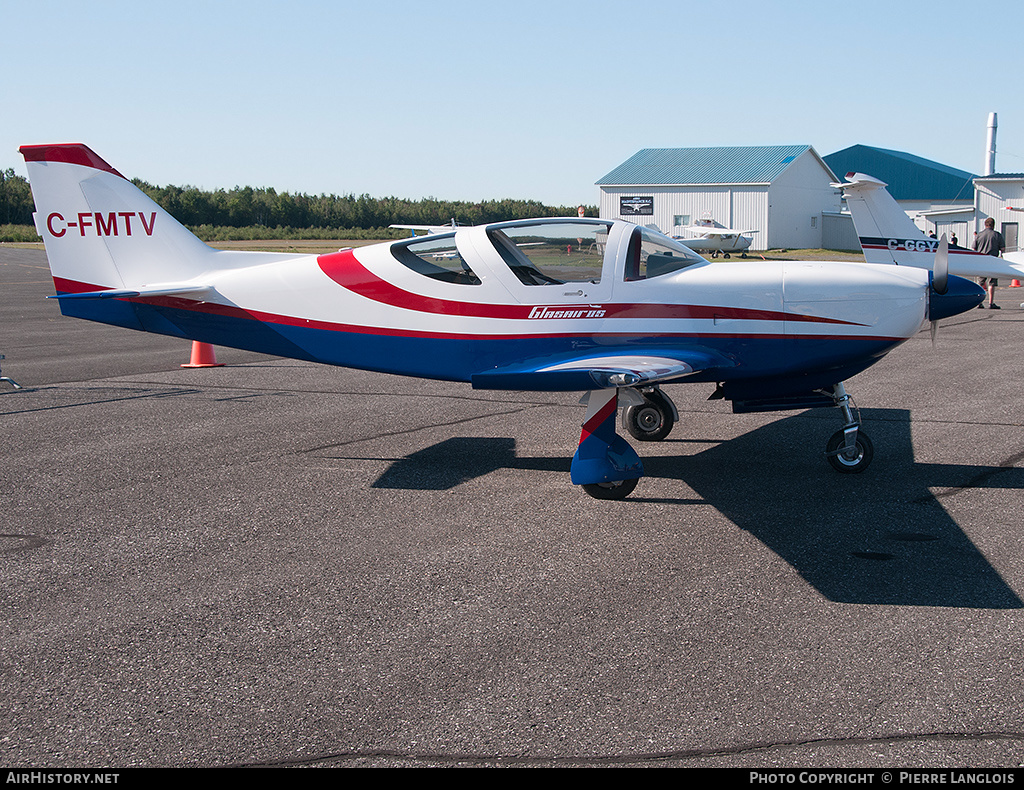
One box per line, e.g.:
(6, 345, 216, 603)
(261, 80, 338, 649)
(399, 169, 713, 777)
(837, 171, 1024, 280)
(836, 172, 924, 264)
(19, 144, 216, 297)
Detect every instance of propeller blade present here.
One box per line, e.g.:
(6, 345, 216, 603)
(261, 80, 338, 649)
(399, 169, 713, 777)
(931, 320, 938, 346)
(933, 234, 949, 295)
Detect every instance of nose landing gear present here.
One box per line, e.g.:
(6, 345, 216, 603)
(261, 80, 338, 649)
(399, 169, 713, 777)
(825, 382, 873, 473)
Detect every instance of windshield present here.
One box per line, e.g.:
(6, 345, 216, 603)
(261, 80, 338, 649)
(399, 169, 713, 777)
(488, 221, 612, 285)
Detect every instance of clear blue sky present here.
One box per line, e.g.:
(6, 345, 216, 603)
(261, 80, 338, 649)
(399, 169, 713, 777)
(3, 0, 1022, 207)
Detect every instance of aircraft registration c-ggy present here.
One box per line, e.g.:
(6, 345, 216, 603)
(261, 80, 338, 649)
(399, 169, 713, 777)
(839, 172, 1024, 280)
(19, 144, 985, 499)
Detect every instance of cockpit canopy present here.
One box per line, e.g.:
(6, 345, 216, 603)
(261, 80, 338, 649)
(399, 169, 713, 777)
(389, 218, 706, 287)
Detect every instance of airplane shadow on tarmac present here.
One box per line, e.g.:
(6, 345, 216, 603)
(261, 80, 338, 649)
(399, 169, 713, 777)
(369, 408, 1024, 610)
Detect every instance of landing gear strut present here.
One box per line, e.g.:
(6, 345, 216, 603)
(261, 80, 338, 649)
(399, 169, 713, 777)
(825, 382, 873, 473)
(572, 389, 643, 500)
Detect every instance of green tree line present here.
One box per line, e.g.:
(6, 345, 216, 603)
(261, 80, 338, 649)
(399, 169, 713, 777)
(133, 180, 591, 230)
(0, 168, 593, 240)
(0, 169, 34, 225)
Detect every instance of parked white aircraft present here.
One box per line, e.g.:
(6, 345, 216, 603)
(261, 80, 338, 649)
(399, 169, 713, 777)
(671, 225, 756, 258)
(838, 172, 1024, 280)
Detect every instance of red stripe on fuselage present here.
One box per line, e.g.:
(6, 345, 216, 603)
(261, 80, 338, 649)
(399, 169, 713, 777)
(51, 275, 894, 342)
(316, 249, 864, 326)
(317, 249, 527, 319)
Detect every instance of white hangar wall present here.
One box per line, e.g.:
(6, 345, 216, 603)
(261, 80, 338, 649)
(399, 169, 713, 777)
(975, 175, 1024, 252)
(597, 148, 840, 251)
(766, 149, 843, 249)
(598, 185, 769, 248)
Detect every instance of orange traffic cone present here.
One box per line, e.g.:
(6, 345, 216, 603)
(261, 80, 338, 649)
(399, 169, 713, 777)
(181, 341, 224, 368)
(1012, 279, 1021, 288)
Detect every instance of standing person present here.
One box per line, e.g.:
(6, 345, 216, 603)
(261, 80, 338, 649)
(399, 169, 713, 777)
(974, 217, 1005, 309)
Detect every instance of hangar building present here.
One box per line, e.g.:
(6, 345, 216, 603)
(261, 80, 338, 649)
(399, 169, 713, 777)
(595, 145, 841, 251)
(823, 145, 977, 245)
(974, 173, 1024, 252)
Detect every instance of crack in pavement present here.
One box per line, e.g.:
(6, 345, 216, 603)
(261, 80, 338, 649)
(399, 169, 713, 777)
(236, 729, 1024, 768)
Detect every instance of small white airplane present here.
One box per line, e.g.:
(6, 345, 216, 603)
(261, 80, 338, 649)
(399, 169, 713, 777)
(19, 144, 984, 498)
(671, 224, 756, 258)
(838, 172, 1024, 280)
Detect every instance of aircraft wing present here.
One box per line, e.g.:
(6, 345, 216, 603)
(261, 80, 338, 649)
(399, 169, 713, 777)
(471, 350, 733, 391)
(679, 226, 757, 236)
(389, 222, 463, 234)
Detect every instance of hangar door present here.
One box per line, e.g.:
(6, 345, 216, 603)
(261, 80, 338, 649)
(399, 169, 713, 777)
(1002, 222, 1018, 253)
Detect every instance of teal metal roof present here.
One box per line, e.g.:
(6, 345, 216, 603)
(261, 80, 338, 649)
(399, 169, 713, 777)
(595, 145, 816, 186)
(976, 172, 1024, 179)
(823, 145, 976, 201)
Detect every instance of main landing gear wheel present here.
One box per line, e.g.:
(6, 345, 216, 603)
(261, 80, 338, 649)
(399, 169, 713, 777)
(582, 478, 639, 500)
(623, 389, 674, 442)
(825, 428, 874, 473)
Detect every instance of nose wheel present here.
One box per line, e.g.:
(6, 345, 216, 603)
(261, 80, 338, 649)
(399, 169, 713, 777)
(826, 426, 873, 473)
(825, 382, 873, 473)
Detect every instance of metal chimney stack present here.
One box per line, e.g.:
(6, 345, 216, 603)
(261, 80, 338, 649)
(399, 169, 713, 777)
(985, 112, 998, 176)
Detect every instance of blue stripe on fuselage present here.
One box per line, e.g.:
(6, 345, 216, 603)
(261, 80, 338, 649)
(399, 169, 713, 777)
(59, 296, 905, 391)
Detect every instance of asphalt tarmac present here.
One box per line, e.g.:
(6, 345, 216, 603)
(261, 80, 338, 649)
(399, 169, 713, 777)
(2, 247, 1024, 769)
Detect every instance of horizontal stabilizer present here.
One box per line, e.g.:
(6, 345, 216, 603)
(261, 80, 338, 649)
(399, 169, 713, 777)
(49, 284, 214, 301)
(831, 172, 889, 190)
